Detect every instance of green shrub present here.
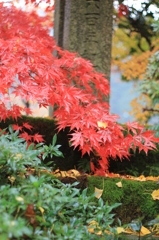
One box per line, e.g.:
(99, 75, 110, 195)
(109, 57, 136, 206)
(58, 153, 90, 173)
(0, 176, 121, 239)
(0, 129, 120, 240)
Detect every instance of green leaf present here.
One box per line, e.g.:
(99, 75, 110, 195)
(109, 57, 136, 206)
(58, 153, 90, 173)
(52, 134, 57, 146)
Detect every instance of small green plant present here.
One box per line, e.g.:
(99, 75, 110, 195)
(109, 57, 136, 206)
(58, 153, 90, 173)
(0, 127, 63, 184)
(41, 134, 64, 159)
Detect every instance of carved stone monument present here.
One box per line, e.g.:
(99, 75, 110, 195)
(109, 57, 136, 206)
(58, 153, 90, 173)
(54, 0, 113, 78)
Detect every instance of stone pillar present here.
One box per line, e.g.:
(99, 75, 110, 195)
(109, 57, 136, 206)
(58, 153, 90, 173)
(54, 0, 113, 79)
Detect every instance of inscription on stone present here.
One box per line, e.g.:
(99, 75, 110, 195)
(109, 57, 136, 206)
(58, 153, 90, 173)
(84, 0, 100, 62)
(56, 0, 113, 76)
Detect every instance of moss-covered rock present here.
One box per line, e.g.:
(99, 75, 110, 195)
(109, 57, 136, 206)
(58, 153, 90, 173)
(51, 174, 159, 224)
(87, 176, 159, 224)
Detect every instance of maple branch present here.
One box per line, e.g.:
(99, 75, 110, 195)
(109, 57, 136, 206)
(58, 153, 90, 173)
(143, 107, 159, 113)
(28, 71, 38, 80)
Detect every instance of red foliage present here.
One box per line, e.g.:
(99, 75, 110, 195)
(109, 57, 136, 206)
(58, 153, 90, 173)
(22, 122, 33, 131)
(32, 133, 44, 143)
(19, 131, 33, 142)
(12, 124, 23, 132)
(118, 4, 129, 18)
(0, 3, 158, 175)
(12, 123, 44, 143)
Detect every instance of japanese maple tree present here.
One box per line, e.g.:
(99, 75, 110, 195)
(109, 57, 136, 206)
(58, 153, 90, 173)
(0, 2, 158, 175)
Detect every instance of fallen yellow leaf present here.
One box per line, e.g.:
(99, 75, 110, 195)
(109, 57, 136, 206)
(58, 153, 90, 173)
(14, 153, 23, 160)
(151, 189, 159, 200)
(146, 176, 159, 181)
(97, 121, 108, 128)
(67, 169, 81, 177)
(94, 187, 103, 199)
(140, 226, 151, 236)
(53, 169, 81, 179)
(39, 207, 45, 214)
(116, 226, 151, 236)
(53, 169, 62, 177)
(122, 227, 136, 234)
(8, 176, 16, 184)
(88, 220, 98, 225)
(136, 175, 146, 181)
(116, 181, 122, 188)
(116, 227, 125, 234)
(87, 220, 102, 235)
(15, 196, 24, 202)
(61, 171, 68, 177)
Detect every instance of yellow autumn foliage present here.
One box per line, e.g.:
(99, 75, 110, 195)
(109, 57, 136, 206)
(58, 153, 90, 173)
(112, 22, 159, 79)
(112, 28, 141, 60)
(114, 51, 151, 81)
(130, 94, 152, 123)
(130, 93, 159, 123)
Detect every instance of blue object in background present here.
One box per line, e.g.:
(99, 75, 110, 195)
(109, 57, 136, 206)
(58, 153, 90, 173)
(110, 66, 139, 123)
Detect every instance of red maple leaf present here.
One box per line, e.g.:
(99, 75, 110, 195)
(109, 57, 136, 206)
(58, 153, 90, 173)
(23, 107, 32, 115)
(69, 131, 84, 149)
(23, 122, 33, 131)
(19, 131, 32, 142)
(12, 124, 23, 131)
(32, 133, 44, 143)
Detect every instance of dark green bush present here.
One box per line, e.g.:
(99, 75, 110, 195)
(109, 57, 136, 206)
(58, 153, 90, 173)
(1, 116, 159, 176)
(0, 116, 82, 170)
(109, 149, 159, 177)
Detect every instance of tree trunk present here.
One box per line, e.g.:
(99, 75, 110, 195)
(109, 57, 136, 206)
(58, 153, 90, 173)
(54, 0, 113, 79)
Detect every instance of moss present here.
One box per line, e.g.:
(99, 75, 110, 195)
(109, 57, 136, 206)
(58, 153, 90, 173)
(87, 176, 159, 224)
(87, 176, 123, 203)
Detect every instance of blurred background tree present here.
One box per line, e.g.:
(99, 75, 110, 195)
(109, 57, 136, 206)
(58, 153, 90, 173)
(136, 21, 159, 130)
(113, 0, 159, 125)
(113, 0, 159, 81)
